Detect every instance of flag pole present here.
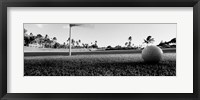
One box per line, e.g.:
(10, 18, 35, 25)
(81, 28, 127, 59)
(69, 24, 71, 56)
(69, 24, 83, 56)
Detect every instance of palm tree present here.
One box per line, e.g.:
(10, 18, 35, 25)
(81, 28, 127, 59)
(125, 42, 128, 47)
(44, 34, 50, 48)
(78, 39, 81, 44)
(76, 41, 79, 47)
(128, 36, 132, 47)
(44, 34, 49, 40)
(95, 40, 97, 45)
(128, 36, 132, 41)
(36, 34, 42, 38)
(29, 33, 35, 44)
(85, 44, 89, 48)
(93, 40, 98, 48)
(30, 33, 33, 36)
(53, 37, 57, 41)
(67, 37, 70, 42)
(71, 39, 75, 47)
(63, 42, 66, 48)
(143, 36, 155, 45)
(35, 34, 44, 47)
(67, 37, 72, 48)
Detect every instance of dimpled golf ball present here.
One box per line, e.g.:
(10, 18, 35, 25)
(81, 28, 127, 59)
(142, 45, 163, 63)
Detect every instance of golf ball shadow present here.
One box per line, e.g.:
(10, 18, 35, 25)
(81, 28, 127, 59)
(142, 45, 163, 63)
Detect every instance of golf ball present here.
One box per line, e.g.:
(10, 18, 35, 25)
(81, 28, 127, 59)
(142, 45, 163, 63)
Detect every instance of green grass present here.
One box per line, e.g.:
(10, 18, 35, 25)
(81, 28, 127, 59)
(24, 53, 176, 76)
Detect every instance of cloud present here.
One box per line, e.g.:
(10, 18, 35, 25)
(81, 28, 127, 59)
(35, 24, 43, 28)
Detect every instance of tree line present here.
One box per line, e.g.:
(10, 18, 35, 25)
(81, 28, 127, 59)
(24, 28, 176, 50)
(106, 36, 176, 50)
(24, 29, 98, 49)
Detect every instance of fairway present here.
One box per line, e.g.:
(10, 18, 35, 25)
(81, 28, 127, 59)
(24, 53, 176, 76)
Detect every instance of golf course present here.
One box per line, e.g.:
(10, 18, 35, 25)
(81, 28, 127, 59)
(24, 23, 177, 76)
(24, 48, 176, 76)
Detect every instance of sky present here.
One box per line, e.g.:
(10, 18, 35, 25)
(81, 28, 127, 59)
(24, 23, 176, 47)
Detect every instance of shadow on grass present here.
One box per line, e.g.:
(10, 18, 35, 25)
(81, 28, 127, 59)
(24, 60, 176, 76)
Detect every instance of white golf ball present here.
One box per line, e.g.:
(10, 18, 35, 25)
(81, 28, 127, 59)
(142, 45, 163, 63)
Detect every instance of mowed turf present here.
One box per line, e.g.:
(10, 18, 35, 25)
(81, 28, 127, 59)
(24, 53, 176, 76)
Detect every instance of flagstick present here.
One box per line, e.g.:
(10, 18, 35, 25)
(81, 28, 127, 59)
(69, 25, 71, 56)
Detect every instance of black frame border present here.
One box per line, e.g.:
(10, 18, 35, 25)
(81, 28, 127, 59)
(0, 0, 200, 100)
